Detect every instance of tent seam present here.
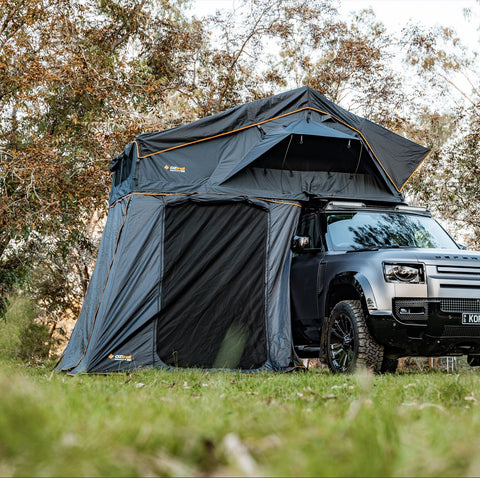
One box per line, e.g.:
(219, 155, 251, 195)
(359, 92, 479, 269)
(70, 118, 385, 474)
(109, 192, 302, 208)
(154, 200, 166, 367)
(264, 207, 271, 369)
(68, 196, 132, 372)
(131, 106, 426, 192)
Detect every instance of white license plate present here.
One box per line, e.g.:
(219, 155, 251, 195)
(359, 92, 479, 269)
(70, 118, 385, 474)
(462, 313, 480, 325)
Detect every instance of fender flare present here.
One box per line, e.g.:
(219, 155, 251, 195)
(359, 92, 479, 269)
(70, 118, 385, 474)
(320, 272, 378, 360)
(352, 272, 378, 311)
(325, 272, 378, 314)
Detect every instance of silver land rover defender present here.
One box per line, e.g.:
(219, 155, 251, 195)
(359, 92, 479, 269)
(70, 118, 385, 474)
(291, 200, 480, 373)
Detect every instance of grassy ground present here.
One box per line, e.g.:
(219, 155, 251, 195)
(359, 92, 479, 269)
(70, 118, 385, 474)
(1, 358, 480, 477)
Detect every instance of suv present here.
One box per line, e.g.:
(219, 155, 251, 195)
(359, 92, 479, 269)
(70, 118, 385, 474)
(291, 200, 480, 373)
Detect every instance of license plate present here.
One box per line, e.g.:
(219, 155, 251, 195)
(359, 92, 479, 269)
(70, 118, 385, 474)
(462, 313, 480, 325)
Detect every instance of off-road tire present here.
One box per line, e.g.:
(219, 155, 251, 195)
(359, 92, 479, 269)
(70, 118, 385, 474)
(326, 300, 384, 374)
(468, 355, 480, 367)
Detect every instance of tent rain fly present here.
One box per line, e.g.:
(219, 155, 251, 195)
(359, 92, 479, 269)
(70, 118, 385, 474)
(57, 86, 431, 374)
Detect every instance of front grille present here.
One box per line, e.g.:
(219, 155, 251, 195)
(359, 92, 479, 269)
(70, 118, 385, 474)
(437, 265, 480, 274)
(442, 325, 480, 337)
(440, 298, 480, 313)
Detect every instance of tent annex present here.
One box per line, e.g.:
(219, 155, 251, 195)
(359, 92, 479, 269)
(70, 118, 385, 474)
(57, 86, 431, 374)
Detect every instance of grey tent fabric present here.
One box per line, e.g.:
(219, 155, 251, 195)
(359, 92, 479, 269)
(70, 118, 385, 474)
(220, 119, 361, 182)
(58, 87, 430, 374)
(58, 194, 302, 374)
(130, 86, 430, 193)
(106, 88, 430, 204)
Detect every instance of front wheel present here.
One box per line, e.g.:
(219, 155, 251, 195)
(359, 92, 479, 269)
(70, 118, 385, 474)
(325, 300, 384, 373)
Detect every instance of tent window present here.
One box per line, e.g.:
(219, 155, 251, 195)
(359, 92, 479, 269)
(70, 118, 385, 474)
(157, 201, 268, 369)
(253, 135, 366, 173)
(113, 154, 133, 186)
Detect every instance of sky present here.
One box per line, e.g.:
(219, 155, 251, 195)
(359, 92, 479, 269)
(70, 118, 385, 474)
(190, 0, 480, 50)
(340, 0, 479, 47)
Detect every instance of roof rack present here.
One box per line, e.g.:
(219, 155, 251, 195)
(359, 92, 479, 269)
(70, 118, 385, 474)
(325, 201, 366, 210)
(394, 205, 430, 214)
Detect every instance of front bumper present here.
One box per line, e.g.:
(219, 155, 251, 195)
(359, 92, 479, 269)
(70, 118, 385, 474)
(367, 298, 480, 357)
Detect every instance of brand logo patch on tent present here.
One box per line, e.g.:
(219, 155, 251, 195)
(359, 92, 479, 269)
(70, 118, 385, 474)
(165, 165, 186, 173)
(108, 353, 132, 362)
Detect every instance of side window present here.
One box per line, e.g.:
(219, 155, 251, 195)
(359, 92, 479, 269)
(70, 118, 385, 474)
(120, 154, 132, 183)
(113, 147, 133, 187)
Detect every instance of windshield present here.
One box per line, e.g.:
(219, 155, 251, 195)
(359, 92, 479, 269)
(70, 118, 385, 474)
(325, 212, 458, 251)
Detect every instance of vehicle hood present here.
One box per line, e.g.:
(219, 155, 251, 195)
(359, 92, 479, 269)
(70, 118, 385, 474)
(339, 248, 480, 267)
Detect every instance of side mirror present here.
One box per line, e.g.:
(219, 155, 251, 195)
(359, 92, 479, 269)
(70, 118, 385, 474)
(292, 235, 311, 252)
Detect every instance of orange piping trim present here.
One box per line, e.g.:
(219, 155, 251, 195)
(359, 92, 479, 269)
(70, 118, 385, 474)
(132, 106, 430, 193)
(67, 196, 132, 372)
(133, 107, 315, 159)
(108, 191, 301, 209)
(191, 191, 301, 207)
(250, 197, 301, 208)
(109, 192, 186, 209)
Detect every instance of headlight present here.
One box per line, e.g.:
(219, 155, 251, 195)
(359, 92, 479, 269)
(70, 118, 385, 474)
(384, 263, 424, 283)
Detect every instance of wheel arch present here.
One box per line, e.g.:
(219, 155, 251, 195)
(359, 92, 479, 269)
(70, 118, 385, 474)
(324, 272, 377, 318)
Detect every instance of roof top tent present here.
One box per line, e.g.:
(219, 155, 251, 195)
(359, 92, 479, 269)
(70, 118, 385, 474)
(57, 86, 431, 374)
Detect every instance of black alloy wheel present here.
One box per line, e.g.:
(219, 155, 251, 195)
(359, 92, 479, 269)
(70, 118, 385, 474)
(327, 306, 358, 373)
(468, 355, 480, 367)
(326, 300, 384, 374)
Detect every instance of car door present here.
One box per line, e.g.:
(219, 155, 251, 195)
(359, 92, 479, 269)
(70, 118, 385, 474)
(290, 210, 326, 348)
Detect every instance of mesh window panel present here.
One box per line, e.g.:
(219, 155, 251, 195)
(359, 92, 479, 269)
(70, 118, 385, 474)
(157, 202, 268, 369)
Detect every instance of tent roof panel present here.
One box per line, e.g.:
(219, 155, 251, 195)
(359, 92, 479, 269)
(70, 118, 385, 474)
(131, 86, 430, 191)
(219, 119, 362, 183)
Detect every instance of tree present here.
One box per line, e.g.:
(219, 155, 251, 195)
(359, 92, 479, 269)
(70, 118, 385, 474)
(401, 6, 480, 247)
(0, 0, 209, 321)
(1, 0, 451, 350)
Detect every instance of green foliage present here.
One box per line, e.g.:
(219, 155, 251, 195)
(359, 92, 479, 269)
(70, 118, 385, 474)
(0, 296, 37, 358)
(1, 363, 480, 477)
(0, 296, 54, 361)
(0, 0, 206, 325)
(401, 11, 480, 247)
(16, 321, 51, 361)
(1, 0, 428, 342)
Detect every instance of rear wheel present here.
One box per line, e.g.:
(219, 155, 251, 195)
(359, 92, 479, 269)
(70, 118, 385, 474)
(326, 300, 384, 373)
(468, 355, 480, 367)
(380, 357, 399, 373)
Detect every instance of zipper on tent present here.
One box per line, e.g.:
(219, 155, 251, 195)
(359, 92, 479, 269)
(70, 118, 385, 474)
(133, 157, 140, 185)
(257, 124, 266, 138)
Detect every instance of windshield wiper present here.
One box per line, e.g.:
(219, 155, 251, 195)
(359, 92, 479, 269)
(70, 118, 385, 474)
(380, 245, 415, 249)
(346, 247, 379, 253)
(346, 245, 414, 253)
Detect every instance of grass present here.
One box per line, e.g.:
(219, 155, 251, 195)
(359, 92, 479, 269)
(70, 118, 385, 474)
(1, 359, 480, 477)
(1, 297, 479, 477)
